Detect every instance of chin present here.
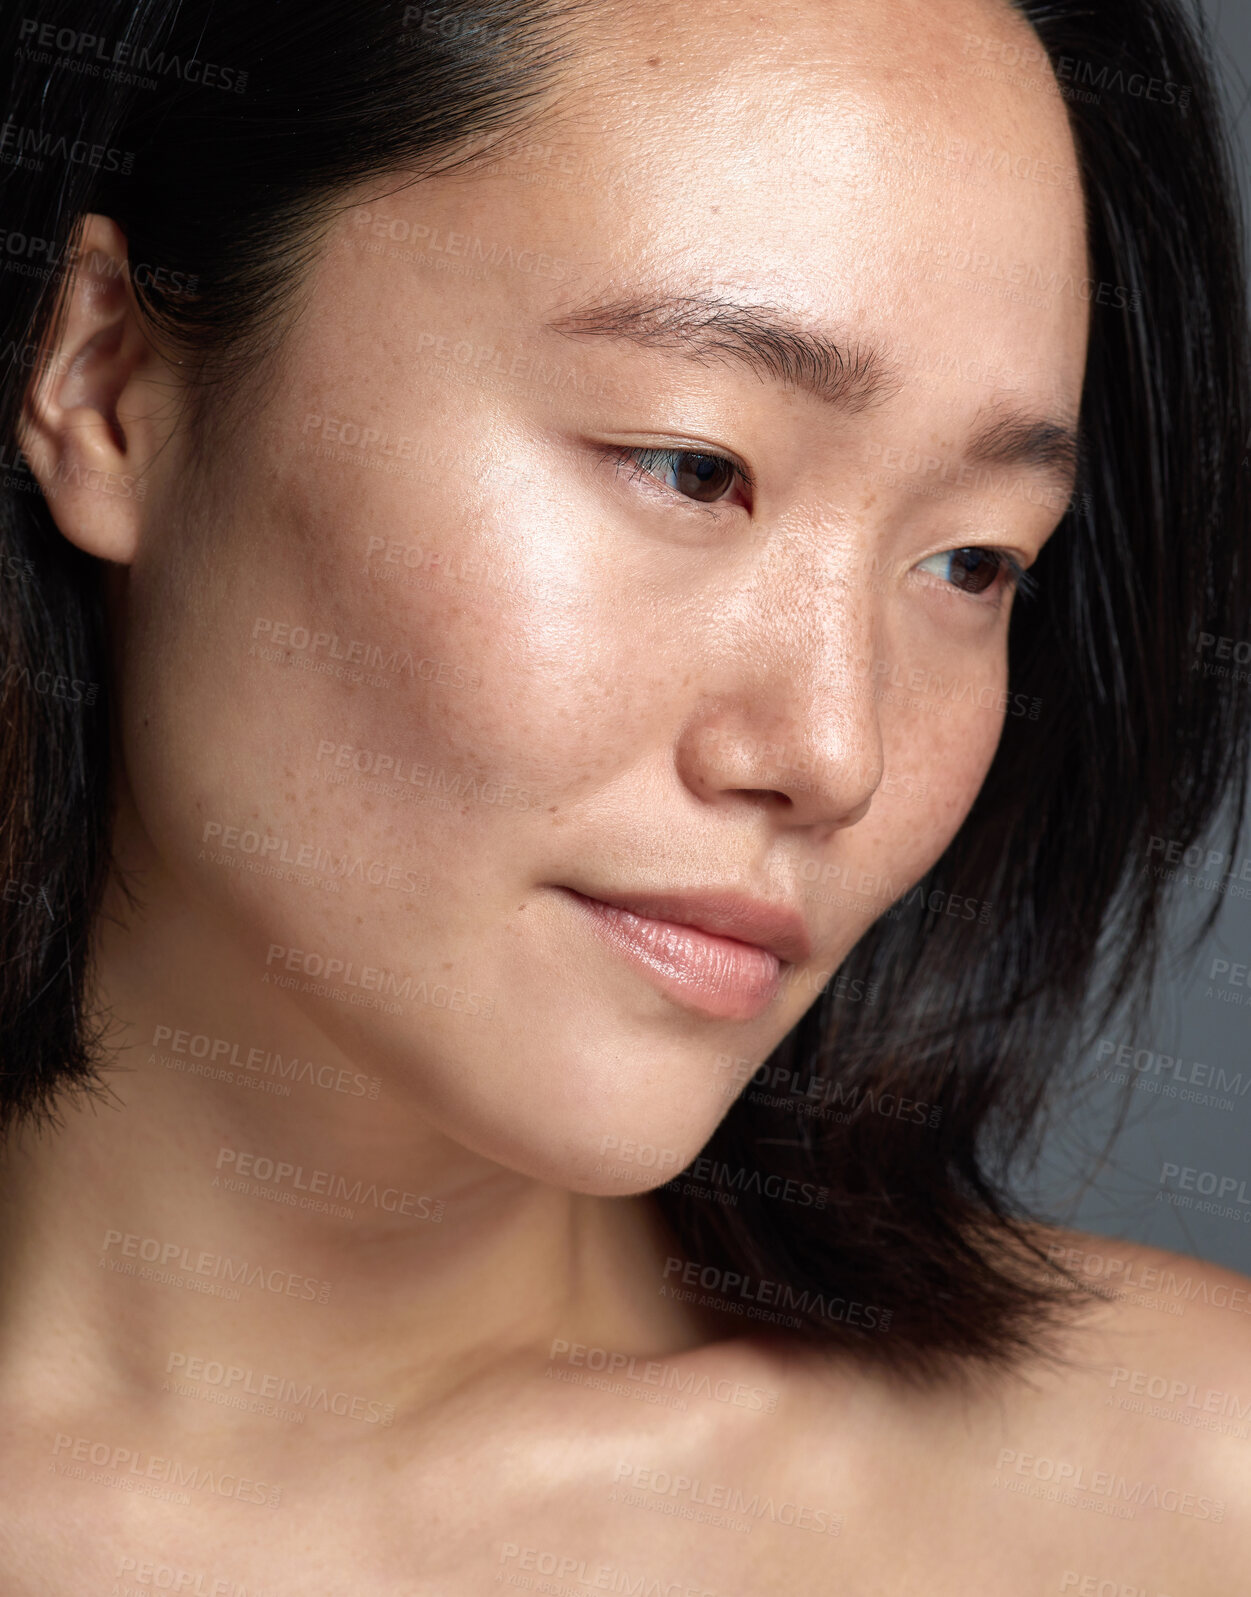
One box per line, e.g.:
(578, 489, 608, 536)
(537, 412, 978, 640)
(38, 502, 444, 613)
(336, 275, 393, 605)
(401, 1040, 729, 1198)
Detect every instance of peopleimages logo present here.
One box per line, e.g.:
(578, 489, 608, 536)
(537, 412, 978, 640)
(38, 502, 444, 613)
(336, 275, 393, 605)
(262, 943, 496, 1018)
(114, 1554, 277, 1596)
(150, 1024, 381, 1100)
(17, 19, 248, 93)
(1147, 834, 1251, 884)
(315, 740, 542, 810)
(596, 1135, 681, 1171)
(250, 617, 480, 689)
(993, 1449, 1223, 1521)
(0, 121, 133, 174)
(498, 1543, 724, 1597)
(213, 1147, 445, 1221)
(548, 1338, 779, 1413)
(661, 1256, 891, 1332)
(1059, 1576, 1176, 1597)
(667, 1156, 829, 1209)
(855, 655, 1042, 720)
(1109, 1366, 1251, 1423)
(1043, 1240, 1251, 1316)
(201, 819, 424, 893)
(610, 1461, 842, 1536)
(349, 207, 569, 280)
(715, 1054, 942, 1129)
(1157, 1162, 1251, 1220)
(165, 1352, 395, 1426)
(1094, 1037, 1250, 1098)
(99, 1228, 332, 1304)
(1203, 957, 1251, 1008)
(51, 1434, 280, 1508)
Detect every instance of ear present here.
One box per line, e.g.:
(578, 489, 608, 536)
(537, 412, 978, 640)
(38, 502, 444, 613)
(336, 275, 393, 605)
(18, 213, 177, 566)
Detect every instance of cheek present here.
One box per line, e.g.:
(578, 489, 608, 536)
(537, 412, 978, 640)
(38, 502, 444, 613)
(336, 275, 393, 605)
(876, 588, 1015, 845)
(116, 395, 668, 948)
(892, 694, 1006, 848)
(793, 661, 1008, 958)
(111, 420, 743, 1190)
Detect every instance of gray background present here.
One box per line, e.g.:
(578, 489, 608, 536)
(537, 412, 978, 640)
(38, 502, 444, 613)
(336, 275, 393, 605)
(1023, 0, 1251, 1272)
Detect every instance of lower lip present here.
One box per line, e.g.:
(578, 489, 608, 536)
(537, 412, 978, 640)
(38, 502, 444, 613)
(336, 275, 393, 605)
(562, 890, 783, 1022)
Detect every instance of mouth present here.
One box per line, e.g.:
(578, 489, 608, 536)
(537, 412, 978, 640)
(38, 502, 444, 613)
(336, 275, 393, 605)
(558, 886, 809, 1023)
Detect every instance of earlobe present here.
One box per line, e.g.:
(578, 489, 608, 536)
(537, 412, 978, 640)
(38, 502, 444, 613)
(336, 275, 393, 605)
(18, 213, 168, 566)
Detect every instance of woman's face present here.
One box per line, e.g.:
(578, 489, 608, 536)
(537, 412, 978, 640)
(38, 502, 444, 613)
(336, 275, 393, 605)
(110, 0, 1088, 1191)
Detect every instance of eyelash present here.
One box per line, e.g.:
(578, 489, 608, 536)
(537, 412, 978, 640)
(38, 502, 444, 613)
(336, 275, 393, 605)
(606, 444, 756, 499)
(606, 443, 1036, 603)
(916, 548, 1037, 605)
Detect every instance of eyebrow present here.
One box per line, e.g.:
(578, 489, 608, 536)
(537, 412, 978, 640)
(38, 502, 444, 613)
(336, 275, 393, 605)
(547, 291, 1081, 498)
(547, 292, 895, 414)
(965, 411, 1080, 499)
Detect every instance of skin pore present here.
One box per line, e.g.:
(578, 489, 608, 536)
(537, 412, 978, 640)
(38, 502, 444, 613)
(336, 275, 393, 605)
(2, 0, 1250, 1590)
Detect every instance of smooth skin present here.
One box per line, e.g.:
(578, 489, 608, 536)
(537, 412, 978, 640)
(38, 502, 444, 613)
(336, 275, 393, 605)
(2, 0, 1249, 1590)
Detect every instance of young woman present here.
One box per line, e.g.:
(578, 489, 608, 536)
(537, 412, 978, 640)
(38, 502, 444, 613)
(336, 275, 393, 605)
(1, 0, 1249, 1589)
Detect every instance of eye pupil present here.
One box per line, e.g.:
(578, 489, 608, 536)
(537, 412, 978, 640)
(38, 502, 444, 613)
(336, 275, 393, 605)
(947, 548, 1000, 594)
(673, 452, 735, 501)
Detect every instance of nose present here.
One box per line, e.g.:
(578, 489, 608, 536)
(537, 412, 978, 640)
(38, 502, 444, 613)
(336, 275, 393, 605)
(674, 572, 885, 833)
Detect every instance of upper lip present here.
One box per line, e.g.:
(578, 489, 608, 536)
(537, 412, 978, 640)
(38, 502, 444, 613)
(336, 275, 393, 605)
(567, 886, 813, 965)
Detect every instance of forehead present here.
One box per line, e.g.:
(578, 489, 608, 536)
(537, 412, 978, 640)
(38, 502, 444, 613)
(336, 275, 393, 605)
(438, 0, 1090, 419)
(320, 0, 1092, 459)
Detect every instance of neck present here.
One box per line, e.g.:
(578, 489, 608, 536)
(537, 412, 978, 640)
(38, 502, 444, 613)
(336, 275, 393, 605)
(0, 793, 709, 1441)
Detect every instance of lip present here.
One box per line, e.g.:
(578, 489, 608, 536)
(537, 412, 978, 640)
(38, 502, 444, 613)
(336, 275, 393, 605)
(570, 888, 813, 965)
(559, 886, 811, 1022)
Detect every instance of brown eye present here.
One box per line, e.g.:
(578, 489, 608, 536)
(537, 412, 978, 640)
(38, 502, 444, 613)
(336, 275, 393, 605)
(670, 452, 737, 501)
(934, 548, 1003, 593)
(620, 447, 742, 503)
(916, 546, 1030, 603)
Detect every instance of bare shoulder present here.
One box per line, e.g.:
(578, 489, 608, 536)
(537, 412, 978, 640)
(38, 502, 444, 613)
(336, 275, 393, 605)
(727, 1230, 1251, 1594)
(974, 1227, 1251, 1590)
(1029, 1223, 1251, 1398)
